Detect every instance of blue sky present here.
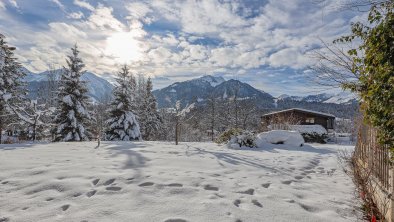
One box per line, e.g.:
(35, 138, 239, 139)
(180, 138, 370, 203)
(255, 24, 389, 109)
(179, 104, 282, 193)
(0, 0, 367, 96)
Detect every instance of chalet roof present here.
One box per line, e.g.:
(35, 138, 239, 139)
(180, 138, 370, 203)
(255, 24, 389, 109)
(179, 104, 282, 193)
(261, 108, 335, 118)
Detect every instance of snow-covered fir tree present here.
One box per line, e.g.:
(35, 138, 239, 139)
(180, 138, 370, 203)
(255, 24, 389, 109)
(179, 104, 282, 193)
(106, 65, 141, 141)
(139, 77, 161, 140)
(53, 44, 92, 142)
(0, 34, 26, 143)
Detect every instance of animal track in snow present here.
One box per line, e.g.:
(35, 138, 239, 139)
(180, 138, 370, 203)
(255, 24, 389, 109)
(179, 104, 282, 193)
(261, 183, 271, 188)
(45, 197, 54, 201)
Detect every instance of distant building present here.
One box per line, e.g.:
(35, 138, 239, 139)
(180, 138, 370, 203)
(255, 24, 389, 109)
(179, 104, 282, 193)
(261, 108, 335, 130)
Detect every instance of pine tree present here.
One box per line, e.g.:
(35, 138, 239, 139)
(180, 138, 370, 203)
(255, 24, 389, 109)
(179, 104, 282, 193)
(0, 34, 26, 143)
(106, 65, 141, 141)
(53, 44, 92, 142)
(139, 77, 161, 140)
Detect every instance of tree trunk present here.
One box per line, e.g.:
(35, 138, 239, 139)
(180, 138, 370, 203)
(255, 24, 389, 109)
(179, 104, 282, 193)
(32, 122, 36, 142)
(175, 121, 179, 145)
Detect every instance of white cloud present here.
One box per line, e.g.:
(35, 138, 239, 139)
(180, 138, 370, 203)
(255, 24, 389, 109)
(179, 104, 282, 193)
(268, 48, 312, 69)
(1, 0, 368, 93)
(126, 2, 154, 24)
(0, 1, 6, 10)
(86, 5, 124, 31)
(51, 0, 65, 11)
(8, 0, 18, 8)
(67, 11, 84, 19)
(73, 0, 94, 11)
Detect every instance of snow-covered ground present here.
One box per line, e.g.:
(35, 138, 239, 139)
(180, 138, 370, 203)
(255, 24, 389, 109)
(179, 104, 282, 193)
(0, 142, 358, 222)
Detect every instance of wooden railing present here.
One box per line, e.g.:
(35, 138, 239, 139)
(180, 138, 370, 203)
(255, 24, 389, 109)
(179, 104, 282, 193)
(355, 123, 391, 190)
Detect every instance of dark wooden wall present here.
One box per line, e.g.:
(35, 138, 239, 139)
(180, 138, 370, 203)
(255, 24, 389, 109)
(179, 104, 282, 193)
(261, 110, 334, 129)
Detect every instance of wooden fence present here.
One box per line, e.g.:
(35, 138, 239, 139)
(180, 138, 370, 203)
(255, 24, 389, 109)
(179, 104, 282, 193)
(354, 122, 391, 190)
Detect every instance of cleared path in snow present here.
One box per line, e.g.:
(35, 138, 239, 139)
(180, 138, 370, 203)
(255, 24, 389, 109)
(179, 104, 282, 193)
(0, 142, 358, 222)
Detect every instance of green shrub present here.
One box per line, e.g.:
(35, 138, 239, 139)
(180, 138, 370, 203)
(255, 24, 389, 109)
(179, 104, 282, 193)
(215, 128, 242, 144)
(301, 132, 328, 144)
(228, 131, 257, 148)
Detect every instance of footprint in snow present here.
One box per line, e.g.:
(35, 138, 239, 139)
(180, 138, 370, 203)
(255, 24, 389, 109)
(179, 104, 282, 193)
(237, 188, 254, 195)
(139, 182, 154, 187)
(167, 183, 183, 187)
(73, 192, 82, 197)
(92, 179, 100, 186)
(252, 199, 263, 208)
(86, 190, 97, 197)
(261, 183, 271, 188)
(164, 219, 188, 222)
(281, 180, 293, 185)
(233, 199, 241, 207)
(284, 199, 295, 203)
(46, 197, 54, 201)
(106, 186, 122, 191)
(294, 176, 303, 180)
(0, 217, 10, 222)
(61, 204, 70, 211)
(103, 178, 115, 186)
(204, 185, 219, 191)
(299, 203, 318, 212)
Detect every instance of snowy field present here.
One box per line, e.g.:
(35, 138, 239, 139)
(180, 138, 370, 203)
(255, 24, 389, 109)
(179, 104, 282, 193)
(0, 142, 358, 222)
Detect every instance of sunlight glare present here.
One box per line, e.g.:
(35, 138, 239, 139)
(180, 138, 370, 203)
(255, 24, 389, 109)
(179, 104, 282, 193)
(105, 31, 143, 63)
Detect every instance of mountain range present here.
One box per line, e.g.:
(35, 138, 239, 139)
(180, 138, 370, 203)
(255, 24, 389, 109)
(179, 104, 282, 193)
(152, 75, 358, 107)
(152, 75, 274, 109)
(23, 68, 113, 102)
(277, 92, 357, 105)
(23, 69, 358, 118)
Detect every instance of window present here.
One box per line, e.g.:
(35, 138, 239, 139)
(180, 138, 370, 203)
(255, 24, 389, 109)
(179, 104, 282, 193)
(327, 119, 333, 128)
(305, 117, 315, 124)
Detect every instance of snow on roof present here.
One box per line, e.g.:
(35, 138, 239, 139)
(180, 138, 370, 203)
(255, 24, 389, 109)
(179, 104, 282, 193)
(262, 108, 335, 118)
(289, 125, 328, 134)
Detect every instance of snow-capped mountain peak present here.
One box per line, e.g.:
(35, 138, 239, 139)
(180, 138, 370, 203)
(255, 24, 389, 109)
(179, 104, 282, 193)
(323, 91, 358, 104)
(195, 75, 225, 87)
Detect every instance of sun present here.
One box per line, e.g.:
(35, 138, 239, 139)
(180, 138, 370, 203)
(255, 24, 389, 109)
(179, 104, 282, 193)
(105, 31, 143, 63)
